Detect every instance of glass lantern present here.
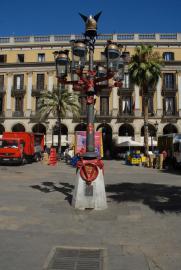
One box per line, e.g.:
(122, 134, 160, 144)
(55, 51, 69, 79)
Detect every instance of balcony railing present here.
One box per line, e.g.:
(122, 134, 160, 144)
(118, 111, 134, 117)
(11, 87, 26, 97)
(95, 111, 112, 121)
(12, 111, 24, 117)
(0, 33, 180, 46)
(31, 86, 47, 96)
(118, 85, 134, 95)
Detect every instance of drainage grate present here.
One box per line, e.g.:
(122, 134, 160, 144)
(44, 247, 105, 270)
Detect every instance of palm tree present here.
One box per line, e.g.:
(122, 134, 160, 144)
(38, 87, 80, 155)
(128, 45, 162, 155)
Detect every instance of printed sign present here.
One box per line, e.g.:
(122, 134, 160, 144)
(75, 131, 103, 157)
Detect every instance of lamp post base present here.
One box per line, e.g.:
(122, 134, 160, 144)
(72, 166, 107, 210)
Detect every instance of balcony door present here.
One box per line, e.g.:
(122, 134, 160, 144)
(14, 75, 24, 90)
(0, 75, 4, 91)
(0, 96, 3, 113)
(164, 97, 176, 116)
(100, 96, 109, 116)
(37, 74, 45, 90)
(15, 97, 24, 112)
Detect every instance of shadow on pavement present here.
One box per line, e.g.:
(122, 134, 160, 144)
(31, 182, 74, 204)
(160, 169, 181, 176)
(106, 182, 181, 213)
(31, 181, 181, 213)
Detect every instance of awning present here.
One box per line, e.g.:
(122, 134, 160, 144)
(116, 140, 143, 147)
(47, 135, 71, 147)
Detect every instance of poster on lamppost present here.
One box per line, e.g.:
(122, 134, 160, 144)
(75, 131, 103, 157)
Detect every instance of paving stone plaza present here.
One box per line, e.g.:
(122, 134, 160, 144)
(0, 161, 181, 270)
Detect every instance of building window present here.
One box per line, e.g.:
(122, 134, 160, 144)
(0, 97, 3, 112)
(0, 75, 4, 91)
(122, 73, 129, 88)
(79, 96, 87, 115)
(14, 75, 24, 90)
(35, 97, 40, 111)
(100, 96, 109, 116)
(164, 97, 176, 116)
(163, 52, 174, 61)
(163, 73, 175, 90)
(17, 54, 24, 63)
(15, 97, 23, 112)
(0, 55, 7, 63)
(36, 74, 45, 89)
(121, 96, 132, 115)
(38, 53, 45, 62)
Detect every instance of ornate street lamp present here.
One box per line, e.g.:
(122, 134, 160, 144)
(54, 12, 125, 210)
(54, 50, 69, 79)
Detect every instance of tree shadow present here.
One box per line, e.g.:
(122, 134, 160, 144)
(31, 182, 74, 204)
(106, 183, 181, 213)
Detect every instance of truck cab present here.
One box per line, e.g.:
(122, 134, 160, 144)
(0, 138, 25, 164)
(0, 132, 44, 165)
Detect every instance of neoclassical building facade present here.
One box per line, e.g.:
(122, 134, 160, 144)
(0, 33, 181, 153)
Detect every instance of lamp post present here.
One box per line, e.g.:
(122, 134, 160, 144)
(54, 12, 125, 210)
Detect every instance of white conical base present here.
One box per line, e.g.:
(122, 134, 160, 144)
(72, 168, 107, 210)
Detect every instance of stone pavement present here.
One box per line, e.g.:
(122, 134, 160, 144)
(0, 161, 181, 269)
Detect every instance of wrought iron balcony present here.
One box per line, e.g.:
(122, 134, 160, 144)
(95, 111, 112, 122)
(117, 111, 134, 122)
(31, 86, 47, 96)
(162, 110, 179, 122)
(118, 84, 134, 95)
(11, 87, 26, 97)
(12, 111, 24, 117)
(162, 86, 177, 95)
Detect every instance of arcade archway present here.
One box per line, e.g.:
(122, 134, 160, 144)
(74, 123, 87, 132)
(12, 123, 25, 132)
(163, 124, 178, 135)
(141, 124, 156, 137)
(32, 123, 46, 134)
(119, 124, 134, 137)
(96, 123, 112, 159)
(0, 124, 5, 135)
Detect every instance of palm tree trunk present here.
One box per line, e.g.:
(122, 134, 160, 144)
(143, 95, 149, 156)
(57, 115, 61, 157)
(57, 83, 61, 158)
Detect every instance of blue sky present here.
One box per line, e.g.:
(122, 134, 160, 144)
(1, 0, 181, 36)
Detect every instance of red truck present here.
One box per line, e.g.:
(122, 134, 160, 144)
(0, 132, 44, 165)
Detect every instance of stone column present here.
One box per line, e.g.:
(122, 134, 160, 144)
(48, 71, 54, 92)
(178, 72, 181, 117)
(26, 72, 32, 117)
(68, 84, 73, 93)
(134, 85, 141, 117)
(112, 87, 119, 116)
(6, 73, 13, 117)
(156, 77, 162, 117)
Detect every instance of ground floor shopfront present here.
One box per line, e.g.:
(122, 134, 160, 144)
(0, 117, 181, 157)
